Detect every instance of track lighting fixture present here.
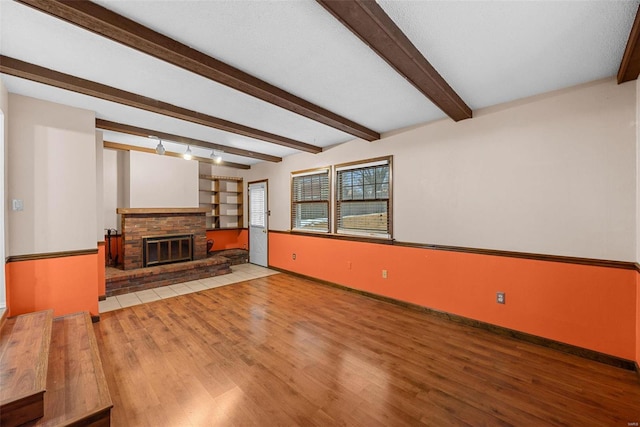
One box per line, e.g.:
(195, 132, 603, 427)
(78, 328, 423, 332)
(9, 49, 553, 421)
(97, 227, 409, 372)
(155, 139, 165, 155)
(183, 145, 193, 160)
(211, 149, 223, 164)
(149, 136, 165, 155)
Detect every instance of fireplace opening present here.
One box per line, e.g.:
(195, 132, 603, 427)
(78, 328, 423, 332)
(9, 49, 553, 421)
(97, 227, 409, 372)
(143, 234, 193, 267)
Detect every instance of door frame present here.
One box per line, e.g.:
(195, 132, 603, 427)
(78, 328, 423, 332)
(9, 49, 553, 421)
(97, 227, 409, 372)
(247, 179, 269, 267)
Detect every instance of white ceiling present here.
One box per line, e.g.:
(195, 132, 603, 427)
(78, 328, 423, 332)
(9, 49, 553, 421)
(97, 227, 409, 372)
(0, 0, 637, 166)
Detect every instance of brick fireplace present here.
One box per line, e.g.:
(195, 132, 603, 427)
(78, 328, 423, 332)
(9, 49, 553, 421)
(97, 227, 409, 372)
(117, 208, 208, 270)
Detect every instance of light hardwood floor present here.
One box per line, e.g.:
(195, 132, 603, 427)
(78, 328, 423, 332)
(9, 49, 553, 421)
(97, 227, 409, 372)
(94, 273, 640, 426)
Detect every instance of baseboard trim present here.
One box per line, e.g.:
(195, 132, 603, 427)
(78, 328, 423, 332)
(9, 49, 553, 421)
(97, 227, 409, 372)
(270, 266, 637, 372)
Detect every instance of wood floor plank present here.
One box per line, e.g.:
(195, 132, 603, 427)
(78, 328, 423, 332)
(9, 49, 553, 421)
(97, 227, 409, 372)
(0, 310, 53, 426)
(31, 312, 112, 427)
(94, 273, 640, 426)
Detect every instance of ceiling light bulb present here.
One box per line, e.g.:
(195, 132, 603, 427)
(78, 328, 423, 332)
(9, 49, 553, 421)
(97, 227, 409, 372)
(155, 140, 165, 155)
(183, 145, 193, 160)
(211, 149, 223, 164)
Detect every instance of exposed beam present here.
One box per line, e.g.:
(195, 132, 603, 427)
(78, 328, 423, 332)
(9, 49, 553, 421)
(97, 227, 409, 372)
(618, 4, 640, 83)
(97, 119, 281, 163)
(16, 0, 380, 142)
(317, 0, 472, 122)
(103, 141, 250, 170)
(0, 55, 321, 153)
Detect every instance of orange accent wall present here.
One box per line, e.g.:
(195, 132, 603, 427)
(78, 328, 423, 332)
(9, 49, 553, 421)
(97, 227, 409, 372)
(636, 270, 640, 366)
(6, 254, 99, 317)
(97, 243, 106, 297)
(269, 232, 637, 360)
(206, 229, 248, 252)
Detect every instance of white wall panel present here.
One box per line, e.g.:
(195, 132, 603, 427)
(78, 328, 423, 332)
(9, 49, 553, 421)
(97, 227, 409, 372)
(246, 78, 636, 261)
(8, 94, 97, 255)
(127, 150, 198, 208)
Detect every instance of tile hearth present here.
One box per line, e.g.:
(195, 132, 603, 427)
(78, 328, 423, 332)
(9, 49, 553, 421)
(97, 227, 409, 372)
(99, 263, 278, 313)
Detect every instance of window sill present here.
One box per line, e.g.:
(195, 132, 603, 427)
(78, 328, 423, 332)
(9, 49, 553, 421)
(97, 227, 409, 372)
(286, 230, 394, 244)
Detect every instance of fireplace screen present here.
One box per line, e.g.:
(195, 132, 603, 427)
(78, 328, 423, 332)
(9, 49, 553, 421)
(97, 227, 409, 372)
(143, 234, 193, 267)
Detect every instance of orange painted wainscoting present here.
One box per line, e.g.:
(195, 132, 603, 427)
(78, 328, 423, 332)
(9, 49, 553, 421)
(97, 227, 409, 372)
(6, 252, 99, 317)
(206, 229, 248, 252)
(269, 232, 637, 361)
(637, 269, 640, 368)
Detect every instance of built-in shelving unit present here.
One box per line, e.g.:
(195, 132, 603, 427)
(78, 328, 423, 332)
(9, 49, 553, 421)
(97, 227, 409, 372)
(199, 175, 244, 229)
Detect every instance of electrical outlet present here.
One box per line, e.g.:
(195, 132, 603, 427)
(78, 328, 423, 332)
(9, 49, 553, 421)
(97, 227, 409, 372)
(496, 292, 505, 304)
(292, 253, 296, 260)
(382, 270, 388, 279)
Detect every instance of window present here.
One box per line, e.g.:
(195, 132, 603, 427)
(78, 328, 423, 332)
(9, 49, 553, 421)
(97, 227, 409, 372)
(291, 167, 330, 232)
(249, 184, 265, 228)
(336, 156, 392, 238)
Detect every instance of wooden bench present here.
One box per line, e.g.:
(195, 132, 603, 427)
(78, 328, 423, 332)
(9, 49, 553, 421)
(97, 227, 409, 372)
(0, 311, 112, 427)
(0, 310, 53, 427)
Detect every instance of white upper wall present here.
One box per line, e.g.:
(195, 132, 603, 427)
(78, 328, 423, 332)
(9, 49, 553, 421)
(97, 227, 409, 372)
(103, 149, 118, 231)
(637, 79, 640, 265)
(95, 131, 104, 241)
(125, 150, 198, 209)
(1, 78, 8, 310)
(8, 94, 97, 255)
(1, 79, 9, 257)
(246, 78, 637, 262)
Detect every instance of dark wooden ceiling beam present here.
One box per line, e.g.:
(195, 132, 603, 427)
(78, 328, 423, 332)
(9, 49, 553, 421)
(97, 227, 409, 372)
(618, 4, 640, 83)
(103, 141, 250, 169)
(0, 55, 320, 153)
(96, 119, 282, 163)
(317, 0, 472, 122)
(15, 0, 380, 142)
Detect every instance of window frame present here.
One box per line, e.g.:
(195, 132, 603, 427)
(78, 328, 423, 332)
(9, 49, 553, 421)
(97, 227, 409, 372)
(290, 166, 331, 233)
(334, 156, 393, 239)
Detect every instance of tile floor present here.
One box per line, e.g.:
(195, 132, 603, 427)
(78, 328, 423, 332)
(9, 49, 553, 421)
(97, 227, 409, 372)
(99, 263, 279, 313)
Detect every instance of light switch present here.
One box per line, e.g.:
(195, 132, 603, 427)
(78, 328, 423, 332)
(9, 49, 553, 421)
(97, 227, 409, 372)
(12, 199, 23, 211)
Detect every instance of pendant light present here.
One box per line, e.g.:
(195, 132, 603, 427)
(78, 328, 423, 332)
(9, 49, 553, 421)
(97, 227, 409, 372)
(155, 139, 166, 155)
(211, 149, 223, 164)
(183, 145, 193, 160)
(149, 136, 165, 155)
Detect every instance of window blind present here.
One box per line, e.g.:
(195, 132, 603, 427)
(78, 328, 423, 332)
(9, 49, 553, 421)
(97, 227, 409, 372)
(291, 168, 330, 232)
(249, 185, 265, 228)
(336, 157, 391, 238)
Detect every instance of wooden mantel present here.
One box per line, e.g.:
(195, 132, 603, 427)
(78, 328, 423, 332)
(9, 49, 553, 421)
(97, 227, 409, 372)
(117, 207, 208, 215)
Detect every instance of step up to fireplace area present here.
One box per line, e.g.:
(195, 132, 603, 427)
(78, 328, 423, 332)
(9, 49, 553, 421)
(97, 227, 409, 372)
(106, 249, 249, 296)
(106, 255, 231, 297)
(0, 310, 112, 427)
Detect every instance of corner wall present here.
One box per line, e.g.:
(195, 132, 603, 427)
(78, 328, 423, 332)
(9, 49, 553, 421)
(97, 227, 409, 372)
(6, 94, 99, 316)
(636, 78, 640, 368)
(247, 78, 637, 360)
(0, 78, 7, 311)
(96, 131, 106, 298)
